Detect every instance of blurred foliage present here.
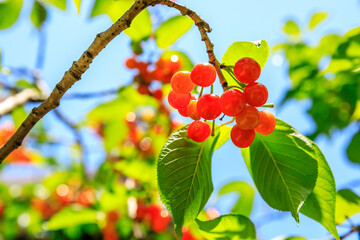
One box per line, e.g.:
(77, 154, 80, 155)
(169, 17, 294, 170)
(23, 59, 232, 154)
(274, 12, 360, 164)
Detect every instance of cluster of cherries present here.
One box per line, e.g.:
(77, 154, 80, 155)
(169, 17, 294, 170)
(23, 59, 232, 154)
(136, 201, 171, 233)
(125, 55, 182, 96)
(167, 57, 276, 148)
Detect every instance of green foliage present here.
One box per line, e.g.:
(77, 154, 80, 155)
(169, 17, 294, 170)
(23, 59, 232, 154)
(0, 0, 22, 30)
(155, 15, 193, 49)
(195, 214, 256, 240)
(73, 0, 81, 14)
(222, 40, 270, 86)
(46, 206, 98, 230)
(91, 0, 152, 42)
(157, 126, 220, 238)
(242, 119, 319, 223)
(346, 131, 360, 164)
(335, 189, 360, 224)
(31, 1, 47, 29)
(47, 0, 66, 10)
(283, 20, 300, 37)
(218, 181, 255, 216)
(299, 144, 339, 240)
(308, 12, 328, 30)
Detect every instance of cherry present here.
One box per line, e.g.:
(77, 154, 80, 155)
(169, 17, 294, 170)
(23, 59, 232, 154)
(187, 100, 201, 120)
(178, 106, 189, 117)
(233, 57, 261, 84)
(168, 90, 191, 109)
(187, 121, 211, 142)
(235, 106, 260, 130)
(231, 125, 255, 148)
(220, 89, 246, 117)
(244, 82, 268, 107)
(152, 89, 163, 100)
(125, 57, 137, 69)
(190, 63, 217, 87)
(197, 94, 222, 120)
(171, 71, 194, 94)
(137, 84, 150, 95)
(255, 110, 276, 135)
(146, 205, 171, 233)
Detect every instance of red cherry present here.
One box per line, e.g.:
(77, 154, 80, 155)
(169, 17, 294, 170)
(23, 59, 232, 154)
(125, 57, 137, 69)
(233, 57, 261, 84)
(255, 111, 276, 135)
(190, 63, 217, 87)
(220, 89, 246, 117)
(136, 201, 148, 221)
(152, 89, 163, 100)
(187, 121, 211, 142)
(187, 100, 201, 120)
(235, 106, 260, 130)
(231, 125, 255, 148)
(171, 71, 195, 94)
(244, 82, 268, 107)
(178, 106, 189, 117)
(137, 84, 150, 95)
(168, 90, 191, 109)
(197, 94, 222, 120)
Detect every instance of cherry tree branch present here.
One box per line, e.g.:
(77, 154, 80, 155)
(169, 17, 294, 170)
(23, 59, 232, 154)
(0, 0, 153, 162)
(158, 0, 227, 88)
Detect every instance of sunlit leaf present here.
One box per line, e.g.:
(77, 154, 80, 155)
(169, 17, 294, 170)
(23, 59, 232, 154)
(242, 119, 318, 223)
(346, 131, 360, 164)
(218, 181, 255, 216)
(46, 206, 98, 230)
(300, 144, 339, 240)
(47, 0, 66, 10)
(158, 126, 220, 238)
(154, 15, 193, 49)
(273, 237, 308, 240)
(308, 12, 328, 30)
(214, 126, 231, 151)
(31, 1, 47, 29)
(335, 189, 360, 224)
(0, 0, 22, 30)
(196, 214, 256, 240)
(73, 0, 81, 14)
(283, 20, 300, 36)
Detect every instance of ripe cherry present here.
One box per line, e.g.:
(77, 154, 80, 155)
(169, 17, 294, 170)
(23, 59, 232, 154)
(178, 106, 189, 117)
(152, 89, 163, 100)
(220, 89, 246, 117)
(187, 100, 201, 120)
(255, 110, 276, 135)
(244, 82, 268, 107)
(171, 71, 194, 94)
(197, 94, 222, 120)
(190, 63, 217, 87)
(168, 90, 191, 109)
(137, 84, 150, 95)
(235, 106, 260, 130)
(231, 125, 255, 148)
(125, 57, 137, 69)
(233, 57, 261, 84)
(187, 121, 211, 142)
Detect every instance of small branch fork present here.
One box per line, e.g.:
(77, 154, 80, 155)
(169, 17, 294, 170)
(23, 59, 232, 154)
(0, 0, 225, 163)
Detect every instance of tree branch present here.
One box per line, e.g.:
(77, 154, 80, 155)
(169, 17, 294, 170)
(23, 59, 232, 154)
(158, 0, 227, 88)
(0, 0, 153, 163)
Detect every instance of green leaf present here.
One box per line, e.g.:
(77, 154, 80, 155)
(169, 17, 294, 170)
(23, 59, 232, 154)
(275, 237, 308, 240)
(46, 206, 98, 230)
(335, 189, 360, 224)
(0, 0, 22, 30)
(195, 214, 256, 240)
(218, 181, 255, 217)
(308, 12, 328, 30)
(113, 159, 156, 185)
(346, 131, 360, 164)
(214, 126, 231, 151)
(47, 0, 66, 10)
(91, 0, 151, 42)
(157, 126, 220, 239)
(31, 1, 47, 29)
(222, 40, 270, 87)
(154, 15, 193, 49)
(241, 119, 318, 223)
(283, 20, 300, 36)
(73, 0, 81, 14)
(300, 144, 339, 240)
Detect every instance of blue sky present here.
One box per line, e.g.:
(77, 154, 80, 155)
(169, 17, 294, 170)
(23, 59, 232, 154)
(0, 0, 360, 239)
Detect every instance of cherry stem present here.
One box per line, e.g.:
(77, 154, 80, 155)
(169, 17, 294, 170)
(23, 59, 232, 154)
(216, 118, 235, 129)
(224, 68, 245, 90)
(261, 103, 275, 108)
(199, 87, 204, 98)
(211, 84, 214, 94)
(227, 85, 243, 90)
(219, 113, 225, 121)
(212, 120, 215, 137)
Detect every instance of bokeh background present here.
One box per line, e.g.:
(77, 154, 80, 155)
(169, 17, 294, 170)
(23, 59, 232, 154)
(0, 0, 359, 239)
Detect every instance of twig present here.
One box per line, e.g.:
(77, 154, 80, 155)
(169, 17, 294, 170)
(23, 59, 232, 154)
(340, 225, 360, 239)
(0, 0, 154, 163)
(158, 0, 227, 89)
